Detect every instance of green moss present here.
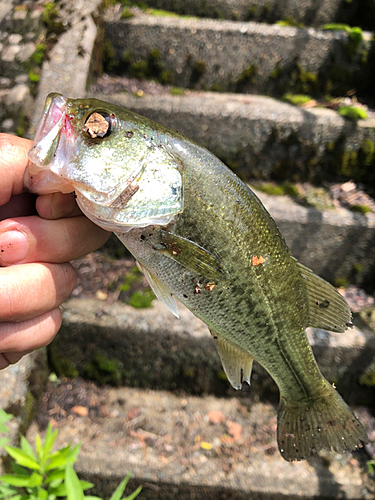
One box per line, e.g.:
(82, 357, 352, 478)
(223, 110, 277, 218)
(276, 17, 304, 28)
(334, 277, 350, 288)
(120, 266, 143, 292)
(121, 7, 135, 18)
(350, 204, 372, 214)
(170, 87, 185, 95)
(283, 93, 312, 106)
(341, 149, 358, 177)
(362, 139, 375, 166)
(326, 141, 335, 152)
(84, 353, 122, 386)
(103, 39, 118, 73)
(28, 70, 40, 83)
(129, 289, 155, 308)
(353, 262, 364, 273)
(338, 106, 368, 120)
(359, 371, 375, 386)
(236, 64, 257, 90)
(255, 182, 299, 198)
(30, 43, 47, 66)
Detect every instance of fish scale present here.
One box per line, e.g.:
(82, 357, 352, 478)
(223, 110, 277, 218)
(25, 93, 368, 461)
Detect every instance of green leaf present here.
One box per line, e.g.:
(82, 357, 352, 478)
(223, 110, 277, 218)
(65, 465, 85, 500)
(5, 446, 41, 471)
(43, 423, 58, 458)
(80, 480, 94, 491)
(11, 463, 30, 476)
(0, 409, 13, 433)
(0, 437, 10, 449)
(123, 485, 142, 500)
(20, 436, 37, 463)
(0, 483, 18, 496)
(0, 472, 42, 487)
(83, 497, 102, 500)
(46, 444, 81, 471)
(35, 434, 42, 461)
(108, 474, 130, 500)
(45, 469, 65, 483)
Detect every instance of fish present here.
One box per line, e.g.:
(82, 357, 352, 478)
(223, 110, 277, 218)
(25, 92, 368, 461)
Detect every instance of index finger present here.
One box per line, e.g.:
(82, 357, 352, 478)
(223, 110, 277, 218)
(0, 134, 32, 206)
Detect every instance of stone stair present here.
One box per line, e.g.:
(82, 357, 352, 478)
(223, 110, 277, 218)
(1, 0, 375, 498)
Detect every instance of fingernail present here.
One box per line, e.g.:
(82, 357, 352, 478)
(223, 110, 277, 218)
(0, 230, 28, 265)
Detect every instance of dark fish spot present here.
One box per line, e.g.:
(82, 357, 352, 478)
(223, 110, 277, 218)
(124, 131, 134, 139)
(183, 294, 188, 299)
(318, 300, 330, 308)
(140, 235, 146, 241)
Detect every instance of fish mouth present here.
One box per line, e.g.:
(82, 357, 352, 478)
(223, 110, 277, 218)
(25, 93, 78, 194)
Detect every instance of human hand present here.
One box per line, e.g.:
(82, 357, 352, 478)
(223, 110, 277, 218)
(0, 133, 110, 369)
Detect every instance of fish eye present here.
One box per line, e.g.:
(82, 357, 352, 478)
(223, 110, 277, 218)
(83, 111, 115, 139)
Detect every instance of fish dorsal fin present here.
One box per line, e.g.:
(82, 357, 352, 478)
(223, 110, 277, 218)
(137, 261, 179, 318)
(156, 230, 227, 280)
(210, 329, 254, 390)
(297, 261, 352, 333)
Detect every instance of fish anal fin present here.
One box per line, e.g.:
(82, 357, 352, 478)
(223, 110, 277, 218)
(137, 261, 179, 318)
(297, 262, 352, 333)
(210, 329, 254, 390)
(157, 229, 227, 280)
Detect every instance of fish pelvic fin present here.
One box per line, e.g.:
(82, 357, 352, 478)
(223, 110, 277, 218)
(137, 261, 179, 318)
(277, 382, 368, 461)
(210, 330, 254, 390)
(297, 261, 352, 332)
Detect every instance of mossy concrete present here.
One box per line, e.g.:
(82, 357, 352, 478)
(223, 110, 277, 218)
(126, 0, 374, 28)
(103, 13, 372, 97)
(50, 297, 375, 406)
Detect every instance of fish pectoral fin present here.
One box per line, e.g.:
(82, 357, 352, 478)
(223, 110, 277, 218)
(137, 261, 179, 318)
(210, 329, 254, 390)
(297, 261, 352, 332)
(156, 229, 227, 280)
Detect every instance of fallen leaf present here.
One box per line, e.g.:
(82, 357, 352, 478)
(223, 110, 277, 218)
(206, 410, 225, 424)
(200, 442, 212, 450)
(71, 406, 88, 417)
(227, 421, 242, 441)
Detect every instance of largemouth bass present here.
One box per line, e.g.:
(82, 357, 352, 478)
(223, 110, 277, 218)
(25, 93, 367, 461)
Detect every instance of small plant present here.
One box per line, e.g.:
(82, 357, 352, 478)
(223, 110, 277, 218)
(0, 409, 141, 499)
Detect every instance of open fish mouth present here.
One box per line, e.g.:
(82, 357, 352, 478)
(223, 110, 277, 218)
(25, 93, 79, 194)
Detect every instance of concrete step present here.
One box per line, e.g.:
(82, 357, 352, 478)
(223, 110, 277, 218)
(124, 0, 375, 29)
(26, 380, 373, 500)
(90, 90, 375, 186)
(49, 297, 375, 407)
(103, 12, 373, 99)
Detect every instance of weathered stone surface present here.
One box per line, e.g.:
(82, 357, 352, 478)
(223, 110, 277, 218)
(50, 297, 375, 405)
(125, 0, 367, 28)
(103, 14, 372, 97)
(0, 350, 48, 463)
(26, 384, 371, 500)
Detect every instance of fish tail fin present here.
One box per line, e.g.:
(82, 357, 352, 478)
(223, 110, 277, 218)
(277, 383, 368, 461)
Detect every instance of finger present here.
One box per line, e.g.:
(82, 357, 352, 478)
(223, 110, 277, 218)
(0, 308, 62, 370)
(0, 215, 110, 266)
(0, 134, 32, 205)
(0, 262, 76, 322)
(36, 192, 82, 220)
(0, 193, 37, 221)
